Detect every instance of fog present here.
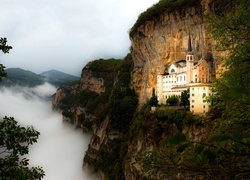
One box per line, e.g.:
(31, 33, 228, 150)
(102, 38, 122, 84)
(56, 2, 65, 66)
(0, 83, 100, 180)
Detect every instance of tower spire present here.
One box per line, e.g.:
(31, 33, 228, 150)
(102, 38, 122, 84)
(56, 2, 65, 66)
(188, 33, 192, 52)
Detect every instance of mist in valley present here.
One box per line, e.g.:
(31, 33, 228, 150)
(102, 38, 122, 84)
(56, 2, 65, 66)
(0, 83, 100, 180)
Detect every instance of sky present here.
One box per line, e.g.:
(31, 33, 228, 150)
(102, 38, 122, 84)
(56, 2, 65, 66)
(0, 0, 159, 76)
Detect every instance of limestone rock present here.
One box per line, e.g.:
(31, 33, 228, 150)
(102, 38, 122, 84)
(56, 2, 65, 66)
(130, 2, 221, 107)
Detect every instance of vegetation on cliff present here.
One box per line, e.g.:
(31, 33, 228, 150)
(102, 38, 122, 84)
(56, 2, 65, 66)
(85, 54, 138, 179)
(134, 0, 250, 179)
(54, 0, 249, 179)
(129, 0, 201, 37)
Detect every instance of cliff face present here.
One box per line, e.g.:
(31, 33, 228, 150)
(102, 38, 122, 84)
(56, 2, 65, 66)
(52, 60, 114, 128)
(80, 62, 105, 94)
(130, 0, 220, 106)
(51, 1, 229, 179)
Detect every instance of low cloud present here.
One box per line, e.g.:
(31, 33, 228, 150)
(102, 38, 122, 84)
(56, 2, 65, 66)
(0, 84, 100, 180)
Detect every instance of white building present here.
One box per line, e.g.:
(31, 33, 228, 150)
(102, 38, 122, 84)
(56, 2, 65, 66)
(157, 35, 215, 114)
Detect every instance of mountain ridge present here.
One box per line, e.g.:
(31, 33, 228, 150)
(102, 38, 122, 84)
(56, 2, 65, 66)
(1, 68, 80, 87)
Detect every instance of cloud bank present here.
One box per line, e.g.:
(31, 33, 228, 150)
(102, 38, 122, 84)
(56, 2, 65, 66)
(0, 84, 100, 180)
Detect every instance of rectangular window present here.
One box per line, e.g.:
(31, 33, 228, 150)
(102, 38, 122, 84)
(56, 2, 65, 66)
(184, 76, 185, 81)
(203, 93, 206, 98)
(192, 105, 194, 108)
(192, 94, 195, 97)
(203, 87, 205, 90)
(203, 105, 206, 108)
(203, 100, 206, 103)
(192, 100, 195, 102)
(192, 88, 194, 91)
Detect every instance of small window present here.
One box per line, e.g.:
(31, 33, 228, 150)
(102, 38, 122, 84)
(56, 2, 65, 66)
(192, 105, 194, 108)
(203, 87, 206, 90)
(192, 94, 195, 97)
(203, 105, 206, 108)
(203, 93, 206, 98)
(171, 69, 175, 73)
(192, 88, 194, 91)
(202, 67, 204, 71)
(192, 100, 195, 102)
(184, 76, 186, 81)
(203, 100, 206, 103)
(177, 77, 178, 81)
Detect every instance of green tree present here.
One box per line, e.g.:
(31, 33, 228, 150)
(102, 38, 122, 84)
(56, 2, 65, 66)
(149, 96, 158, 107)
(135, 0, 250, 179)
(0, 37, 45, 179)
(149, 88, 158, 107)
(0, 37, 12, 82)
(0, 117, 45, 180)
(180, 90, 189, 109)
(208, 0, 250, 132)
(166, 95, 178, 105)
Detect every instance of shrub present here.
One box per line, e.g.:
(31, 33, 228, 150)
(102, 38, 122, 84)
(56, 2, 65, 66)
(167, 95, 179, 105)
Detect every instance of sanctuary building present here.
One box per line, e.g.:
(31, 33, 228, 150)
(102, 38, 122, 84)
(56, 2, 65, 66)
(157, 36, 215, 114)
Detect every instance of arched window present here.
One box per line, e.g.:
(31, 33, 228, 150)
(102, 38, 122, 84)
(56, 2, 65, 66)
(171, 69, 175, 73)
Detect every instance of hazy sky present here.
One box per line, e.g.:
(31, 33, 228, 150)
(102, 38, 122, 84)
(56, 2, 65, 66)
(0, 0, 158, 76)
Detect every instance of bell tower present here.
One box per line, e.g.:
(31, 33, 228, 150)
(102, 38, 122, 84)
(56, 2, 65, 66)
(186, 34, 194, 84)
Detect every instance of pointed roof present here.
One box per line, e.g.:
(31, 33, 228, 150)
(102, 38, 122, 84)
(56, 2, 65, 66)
(188, 34, 192, 52)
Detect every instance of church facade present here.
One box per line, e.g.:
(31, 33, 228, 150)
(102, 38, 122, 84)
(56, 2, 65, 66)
(157, 36, 215, 114)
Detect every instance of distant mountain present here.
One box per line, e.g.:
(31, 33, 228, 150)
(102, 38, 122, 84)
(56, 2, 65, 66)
(2, 68, 45, 87)
(40, 69, 80, 86)
(1, 68, 80, 87)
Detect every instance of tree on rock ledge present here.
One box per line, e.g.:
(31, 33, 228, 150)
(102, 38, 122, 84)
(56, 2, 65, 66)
(0, 117, 45, 180)
(0, 37, 45, 179)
